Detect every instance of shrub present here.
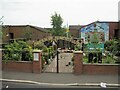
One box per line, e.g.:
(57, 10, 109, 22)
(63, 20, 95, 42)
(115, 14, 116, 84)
(34, 41, 46, 50)
(104, 38, 120, 56)
(3, 41, 33, 61)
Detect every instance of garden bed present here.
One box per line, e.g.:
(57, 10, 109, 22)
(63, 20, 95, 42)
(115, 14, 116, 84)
(83, 54, 118, 64)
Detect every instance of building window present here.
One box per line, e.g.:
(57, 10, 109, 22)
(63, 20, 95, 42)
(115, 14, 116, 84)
(9, 33, 14, 39)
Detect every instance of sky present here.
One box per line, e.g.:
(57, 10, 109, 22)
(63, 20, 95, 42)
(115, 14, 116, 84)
(0, 0, 119, 28)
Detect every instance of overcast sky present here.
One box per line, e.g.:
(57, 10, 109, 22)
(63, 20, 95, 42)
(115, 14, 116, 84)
(0, 0, 119, 27)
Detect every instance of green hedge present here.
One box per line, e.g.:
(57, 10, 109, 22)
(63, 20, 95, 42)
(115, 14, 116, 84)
(2, 41, 33, 61)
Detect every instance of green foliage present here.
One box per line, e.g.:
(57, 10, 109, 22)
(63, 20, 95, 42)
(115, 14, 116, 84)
(83, 54, 116, 64)
(51, 12, 63, 30)
(51, 12, 64, 36)
(42, 56, 46, 68)
(42, 46, 48, 53)
(3, 41, 33, 61)
(74, 44, 81, 51)
(105, 38, 120, 56)
(42, 47, 49, 65)
(34, 41, 46, 50)
(83, 56, 88, 63)
(102, 55, 116, 64)
(42, 46, 56, 66)
(50, 46, 54, 53)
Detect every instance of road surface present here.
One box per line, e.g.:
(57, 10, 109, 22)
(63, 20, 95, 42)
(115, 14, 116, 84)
(2, 81, 119, 88)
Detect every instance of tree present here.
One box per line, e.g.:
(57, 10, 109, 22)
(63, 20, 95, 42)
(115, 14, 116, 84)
(51, 12, 64, 36)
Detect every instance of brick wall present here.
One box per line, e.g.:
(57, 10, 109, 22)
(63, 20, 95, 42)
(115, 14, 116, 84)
(2, 61, 33, 73)
(2, 50, 42, 74)
(32, 52, 42, 73)
(69, 25, 80, 38)
(30, 26, 50, 41)
(119, 22, 120, 38)
(73, 52, 119, 75)
(2, 26, 9, 43)
(2, 51, 119, 74)
(2, 25, 51, 43)
(69, 29, 79, 38)
(83, 64, 119, 74)
(109, 22, 119, 39)
(9, 26, 25, 39)
(73, 51, 83, 74)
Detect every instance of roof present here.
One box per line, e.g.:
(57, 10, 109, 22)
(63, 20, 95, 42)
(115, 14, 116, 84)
(2, 25, 49, 33)
(69, 21, 118, 31)
(69, 25, 81, 30)
(80, 21, 119, 28)
(30, 25, 49, 33)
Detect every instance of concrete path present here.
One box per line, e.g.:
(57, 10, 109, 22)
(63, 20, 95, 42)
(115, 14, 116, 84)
(2, 71, 119, 85)
(44, 53, 73, 73)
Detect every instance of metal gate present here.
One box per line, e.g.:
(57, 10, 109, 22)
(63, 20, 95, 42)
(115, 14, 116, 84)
(43, 51, 73, 73)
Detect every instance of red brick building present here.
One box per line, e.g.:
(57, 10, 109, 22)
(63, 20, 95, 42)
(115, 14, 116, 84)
(69, 21, 119, 40)
(2, 21, 119, 44)
(2, 25, 51, 43)
(69, 25, 81, 38)
(109, 22, 119, 39)
(119, 21, 120, 38)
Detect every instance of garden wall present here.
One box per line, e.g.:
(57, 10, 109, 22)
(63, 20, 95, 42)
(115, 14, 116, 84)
(73, 51, 119, 75)
(83, 64, 119, 74)
(2, 61, 33, 73)
(2, 51, 119, 75)
(2, 50, 42, 74)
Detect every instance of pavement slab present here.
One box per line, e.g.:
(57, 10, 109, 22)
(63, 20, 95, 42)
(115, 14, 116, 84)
(2, 71, 119, 84)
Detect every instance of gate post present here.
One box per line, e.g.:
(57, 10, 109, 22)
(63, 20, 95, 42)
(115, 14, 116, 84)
(32, 50, 42, 74)
(73, 51, 83, 74)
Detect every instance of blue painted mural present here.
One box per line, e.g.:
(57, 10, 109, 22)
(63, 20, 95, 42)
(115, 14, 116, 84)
(80, 22, 109, 43)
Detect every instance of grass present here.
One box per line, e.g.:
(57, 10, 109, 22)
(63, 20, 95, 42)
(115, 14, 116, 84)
(83, 56, 88, 63)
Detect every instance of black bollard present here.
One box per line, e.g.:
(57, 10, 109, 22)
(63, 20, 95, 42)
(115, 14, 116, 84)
(56, 50, 59, 73)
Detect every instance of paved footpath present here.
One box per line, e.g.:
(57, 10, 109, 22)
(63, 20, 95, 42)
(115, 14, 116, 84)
(2, 71, 119, 86)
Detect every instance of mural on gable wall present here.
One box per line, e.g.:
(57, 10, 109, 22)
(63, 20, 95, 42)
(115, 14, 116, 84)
(80, 22, 109, 43)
